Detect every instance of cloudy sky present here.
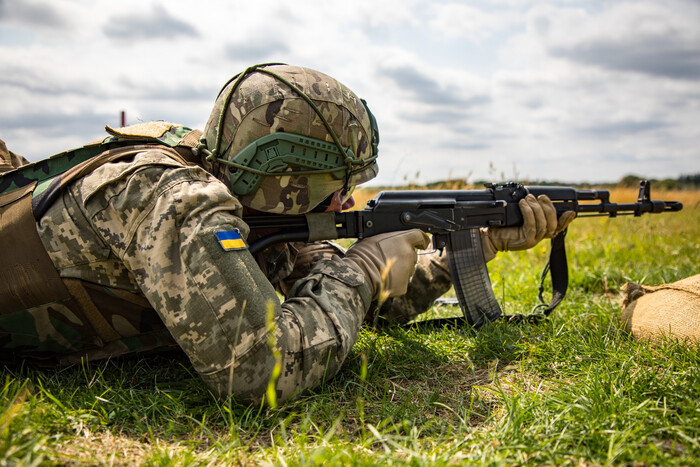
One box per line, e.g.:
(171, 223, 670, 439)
(1, 0, 698, 185)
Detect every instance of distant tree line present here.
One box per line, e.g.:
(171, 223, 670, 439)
(466, 174, 700, 190)
(617, 173, 700, 190)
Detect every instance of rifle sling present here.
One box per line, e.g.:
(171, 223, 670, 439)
(543, 231, 568, 315)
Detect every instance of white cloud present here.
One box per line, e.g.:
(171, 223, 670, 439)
(102, 3, 199, 41)
(428, 2, 513, 42)
(533, 1, 700, 80)
(0, 0, 71, 29)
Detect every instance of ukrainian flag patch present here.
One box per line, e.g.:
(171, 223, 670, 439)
(215, 229, 247, 251)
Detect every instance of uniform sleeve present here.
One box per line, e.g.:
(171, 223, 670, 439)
(275, 241, 347, 297)
(375, 239, 453, 325)
(77, 151, 372, 403)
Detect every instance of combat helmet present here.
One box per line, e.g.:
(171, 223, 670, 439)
(199, 64, 379, 214)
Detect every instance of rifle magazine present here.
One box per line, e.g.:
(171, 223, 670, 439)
(446, 229, 502, 329)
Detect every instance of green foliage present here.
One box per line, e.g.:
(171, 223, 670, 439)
(618, 173, 699, 190)
(1, 192, 698, 465)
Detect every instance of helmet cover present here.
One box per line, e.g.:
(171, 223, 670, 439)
(201, 64, 378, 214)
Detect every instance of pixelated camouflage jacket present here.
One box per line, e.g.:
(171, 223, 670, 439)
(0, 124, 373, 403)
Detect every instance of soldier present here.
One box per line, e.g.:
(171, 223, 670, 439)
(0, 64, 571, 404)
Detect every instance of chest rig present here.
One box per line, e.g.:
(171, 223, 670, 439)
(0, 122, 201, 363)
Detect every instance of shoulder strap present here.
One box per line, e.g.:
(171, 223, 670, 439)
(32, 144, 191, 219)
(0, 123, 200, 198)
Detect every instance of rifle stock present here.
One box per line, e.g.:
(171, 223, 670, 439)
(244, 180, 682, 328)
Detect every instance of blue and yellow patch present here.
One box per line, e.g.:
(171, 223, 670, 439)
(215, 229, 247, 251)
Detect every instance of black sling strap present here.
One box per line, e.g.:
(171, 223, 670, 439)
(541, 230, 569, 316)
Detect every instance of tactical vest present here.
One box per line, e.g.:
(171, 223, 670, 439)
(0, 122, 202, 365)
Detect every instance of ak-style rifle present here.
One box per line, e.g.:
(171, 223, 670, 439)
(244, 181, 682, 328)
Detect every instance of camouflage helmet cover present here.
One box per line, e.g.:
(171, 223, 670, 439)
(202, 64, 379, 214)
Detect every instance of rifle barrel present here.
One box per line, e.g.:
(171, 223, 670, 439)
(575, 200, 682, 215)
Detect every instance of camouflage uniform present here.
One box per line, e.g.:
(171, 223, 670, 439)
(0, 65, 427, 405)
(0, 134, 451, 405)
(0, 142, 373, 403)
(271, 241, 346, 297)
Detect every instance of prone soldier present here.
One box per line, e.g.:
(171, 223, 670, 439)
(0, 64, 570, 403)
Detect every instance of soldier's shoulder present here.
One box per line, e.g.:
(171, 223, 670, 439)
(77, 147, 191, 196)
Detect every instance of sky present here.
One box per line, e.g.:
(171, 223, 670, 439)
(1, 0, 699, 186)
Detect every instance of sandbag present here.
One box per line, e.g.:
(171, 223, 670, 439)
(620, 274, 700, 343)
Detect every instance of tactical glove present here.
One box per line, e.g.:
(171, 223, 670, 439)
(342, 229, 431, 301)
(481, 194, 576, 261)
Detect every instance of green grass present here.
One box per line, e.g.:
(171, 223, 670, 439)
(1, 190, 698, 465)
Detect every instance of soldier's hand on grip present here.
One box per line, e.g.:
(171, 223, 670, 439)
(481, 194, 576, 261)
(342, 229, 430, 301)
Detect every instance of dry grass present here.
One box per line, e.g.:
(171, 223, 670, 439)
(55, 431, 153, 465)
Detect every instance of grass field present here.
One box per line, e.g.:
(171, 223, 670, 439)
(1, 188, 698, 465)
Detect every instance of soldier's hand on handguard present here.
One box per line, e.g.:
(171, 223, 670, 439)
(342, 229, 431, 301)
(481, 194, 576, 261)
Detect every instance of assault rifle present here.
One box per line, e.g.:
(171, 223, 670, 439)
(244, 181, 682, 328)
